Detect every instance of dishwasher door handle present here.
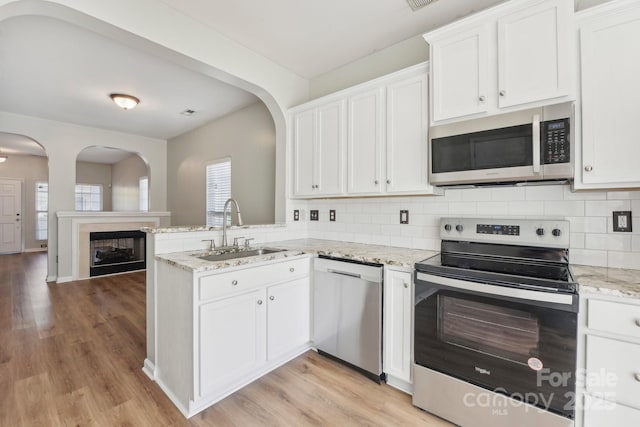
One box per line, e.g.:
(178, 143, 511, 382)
(327, 269, 362, 279)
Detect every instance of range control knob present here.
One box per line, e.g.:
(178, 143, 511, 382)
(456, 224, 464, 232)
(444, 224, 452, 231)
(536, 228, 545, 236)
(552, 228, 562, 237)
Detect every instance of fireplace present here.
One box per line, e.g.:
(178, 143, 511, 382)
(89, 230, 146, 277)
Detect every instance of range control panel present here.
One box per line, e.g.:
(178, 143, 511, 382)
(542, 118, 570, 165)
(441, 217, 570, 249)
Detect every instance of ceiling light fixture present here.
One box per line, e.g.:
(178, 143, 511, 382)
(109, 93, 140, 110)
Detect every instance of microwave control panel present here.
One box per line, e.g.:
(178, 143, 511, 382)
(542, 118, 570, 164)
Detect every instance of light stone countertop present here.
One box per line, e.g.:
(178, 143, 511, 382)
(142, 223, 286, 234)
(155, 238, 438, 273)
(572, 265, 640, 300)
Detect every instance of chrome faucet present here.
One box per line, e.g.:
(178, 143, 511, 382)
(222, 198, 243, 247)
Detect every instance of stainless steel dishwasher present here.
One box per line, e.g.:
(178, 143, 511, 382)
(313, 256, 383, 382)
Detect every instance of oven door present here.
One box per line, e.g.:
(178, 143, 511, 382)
(414, 272, 577, 419)
(429, 116, 541, 185)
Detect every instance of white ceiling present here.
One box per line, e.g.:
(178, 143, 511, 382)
(158, 0, 509, 78)
(0, 15, 259, 141)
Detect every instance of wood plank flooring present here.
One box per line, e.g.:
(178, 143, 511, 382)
(0, 252, 452, 426)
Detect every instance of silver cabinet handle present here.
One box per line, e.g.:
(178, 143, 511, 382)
(374, 180, 379, 185)
(635, 318, 640, 327)
(479, 95, 486, 101)
(289, 267, 295, 272)
(634, 373, 640, 382)
(499, 90, 506, 96)
(403, 282, 409, 289)
(257, 299, 263, 305)
(269, 296, 275, 301)
(584, 165, 593, 172)
(232, 280, 238, 286)
(386, 179, 391, 184)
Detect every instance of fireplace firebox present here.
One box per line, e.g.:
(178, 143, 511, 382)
(89, 230, 146, 277)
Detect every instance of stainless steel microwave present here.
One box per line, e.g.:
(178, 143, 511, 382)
(429, 106, 573, 186)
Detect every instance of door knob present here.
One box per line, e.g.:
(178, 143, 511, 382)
(374, 180, 379, 185)
(386, 180, 391, 184)
(584, 165, 593, 172)
(479, 95, 486, 102)
(499, 90, 506, 96)
(232, 280, 238, 286)
(257, 300, 263, 305)
(403, 283, 409, 289)
(269, 296, 275, 301)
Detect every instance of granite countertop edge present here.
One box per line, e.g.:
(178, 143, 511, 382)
(572, 265, 640, 300)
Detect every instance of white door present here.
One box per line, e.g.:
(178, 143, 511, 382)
(386, 74, 430, 194)
(292, 108, 316, 197)
(430, 25, 489, 122)
(497, 0, 571, 108)
(316, 100, 346, 196)
(267, 278, 310, 361)
(198, 289, 266, 398)
(347, 87, 385, 195)
(0, 178, 22, 253)
(580, 4, 640, 187)
(383, 269, 412, 384)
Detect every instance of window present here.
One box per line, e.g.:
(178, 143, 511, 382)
(75, 184, 103, 211)
(35, 182, 48, 241)
(206, 158, 231, 227)
(139, 176, 149, 211)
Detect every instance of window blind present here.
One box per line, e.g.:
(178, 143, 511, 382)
(75, 184, 103, 211)
(139, 177, 149, 211)
(35, 182, 48, 241)
(206, 158, 231, 227)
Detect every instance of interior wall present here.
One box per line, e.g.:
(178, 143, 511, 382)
(168, 102, 276, 226)
(112, 154, 148, 211)
(0, 154, 48, 250)
(76, 161, 112, 211)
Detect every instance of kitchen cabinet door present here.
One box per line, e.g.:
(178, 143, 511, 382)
(267, 278, 310, 361)
(386, 74, 431, 194)
(383, 269, 413, 388)
(292, 108, 316, 197)
(347, 87, 385, 195)
(497, 0, 571, 108)
(199, 289, 266, 398)
(316, 101, 346, 196)
(578, 3, 640, 188)
(430, 25, 489, 122)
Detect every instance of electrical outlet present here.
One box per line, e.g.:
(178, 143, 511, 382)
(40, 243, 47, 248)
(613, 211, 632, 232)
(310, 210, 319, 221)
(329, 210, 336, 221)
(400, 210, 409, 224)
(293, 210, 299, 221)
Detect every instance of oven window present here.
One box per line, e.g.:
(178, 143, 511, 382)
(438, 295, 540, 365)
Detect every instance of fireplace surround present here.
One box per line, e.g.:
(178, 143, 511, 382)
(89, 230, 146, 276)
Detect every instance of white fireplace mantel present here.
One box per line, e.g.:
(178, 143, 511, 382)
(56, 211, 171, 283)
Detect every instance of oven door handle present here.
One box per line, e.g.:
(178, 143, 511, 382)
(416, 272, 575, 307)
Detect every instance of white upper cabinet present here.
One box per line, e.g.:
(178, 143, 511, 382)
(431, 26, 489, 122)
(347, 87, 385, 195)
(497, 0, 571, 108)
(290, 63, 440, 199)
(575, 0, 640, 189)
(292, 101, 345, 197)
(386, 74, 433, 194)
(424, 0, 574, 125)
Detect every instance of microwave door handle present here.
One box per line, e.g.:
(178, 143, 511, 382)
(532, 114, 541, 174)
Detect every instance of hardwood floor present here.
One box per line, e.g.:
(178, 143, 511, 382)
(0, 252, 451, 426)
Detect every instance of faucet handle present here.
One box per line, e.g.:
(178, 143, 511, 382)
(244, 238, 254, 248)
(233, 236, 245, 247)
(201, 239, 216, 251)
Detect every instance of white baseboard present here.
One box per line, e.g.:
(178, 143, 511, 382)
(142, 359, 156, 380)
(56, 276, 73, 283)
(386, 374, 413, 395)
(23, 248, 48, 253)
(46, 275, 57, 282)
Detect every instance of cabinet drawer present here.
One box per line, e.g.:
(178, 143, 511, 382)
(586, 335, 640, 409)
(199, 257, 309, 301)
(588, 299, 640, 339)
(583, 394, 640, 427)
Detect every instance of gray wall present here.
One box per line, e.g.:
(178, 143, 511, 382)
(76, 161, 112, 211)
(168, 102, 276, 226)
(112, 154, 148, 211)
(0, 154, 48, 250)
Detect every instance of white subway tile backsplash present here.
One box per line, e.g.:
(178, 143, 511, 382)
(563, 187, 606, 200)
(570, 249, 608, 267)
(608, 252, 640, 270)
(544, 201, 584, 217)
(585, 233, 631, 252)
(422, 201, 450, 215)
(632, 200, 640, 213)
(449, 202, 477, 215)
(491, 187, 526, 201)
(525, 186, 564, 201)
(508, 201, 544, 216)
(633, 236, 640, 252)
(585, 200, 630, 216)
(477, 202, 509, 216)
(585, 217, 607, 234)
(461, 188, 492, 201)
(570, 233, 585, 249)
(606, 191, 640, 200)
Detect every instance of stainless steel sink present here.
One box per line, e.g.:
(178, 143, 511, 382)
(197, 248, 285, 262)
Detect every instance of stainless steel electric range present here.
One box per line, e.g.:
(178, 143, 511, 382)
(413, 217, 577, 427)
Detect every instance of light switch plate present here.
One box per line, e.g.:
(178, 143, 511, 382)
(293, 210, 299, 221)
(310, 210, 319, 221)
(613, 211, 632, 232)
(329, 210, 336, 221)
(400, 210, 409, 224)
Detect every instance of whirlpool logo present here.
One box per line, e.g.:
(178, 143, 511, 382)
(475, 366, 491, 375)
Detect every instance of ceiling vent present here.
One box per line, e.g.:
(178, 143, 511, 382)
(180, 109, 197, 116)
(406, 0, 439, 11)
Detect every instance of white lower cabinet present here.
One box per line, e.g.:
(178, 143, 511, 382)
(577, 293, 640, 426)
(383, 268, 413, 393)
(155, 256, 311, 418)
